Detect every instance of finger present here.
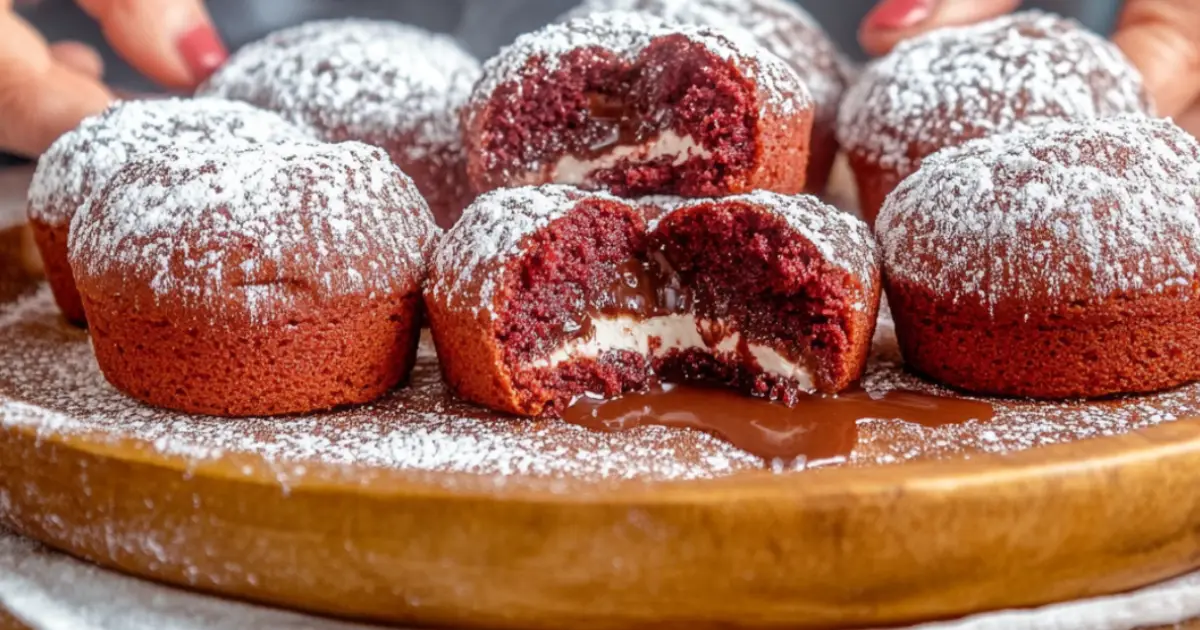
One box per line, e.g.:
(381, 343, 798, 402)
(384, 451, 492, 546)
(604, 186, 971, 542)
(1111, 0, 1200, 118)
(74, 0, 227, 89)
(859, 0, 1020, 57)
(49, 40, 104, 79)
(1175, 102, 1200, 138)
(0, 11, 112, 156)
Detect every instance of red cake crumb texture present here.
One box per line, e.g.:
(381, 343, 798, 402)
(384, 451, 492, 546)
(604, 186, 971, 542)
(25, 98, 313, 325)
(67, 142, 441, 417)
(199, 19, 482, 228)
(462, 12, 814, 199)
(837, 11, 1153, 223)
(565, 0, 851, 194)
(425, 185, 879, 417)
(877, 116, 1200, 400)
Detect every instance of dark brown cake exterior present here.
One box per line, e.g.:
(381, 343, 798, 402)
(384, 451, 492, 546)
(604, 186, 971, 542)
(68, 142, 441, 417)
(877, 116, 1200, 400)
(26, 98, 313, 325)
(837, 11, 1153, 224)
(425, 185, 879, 417)
(199, 19, 482, 228)
(565, 0, 851, 195)
(463, 12, 814, 199)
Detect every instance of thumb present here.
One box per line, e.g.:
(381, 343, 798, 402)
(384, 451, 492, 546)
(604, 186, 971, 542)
(0, 10, 112, 156)
(74, 0, 227, 90)
(859, 0, 1020, 57)
(1111, 0, 1200, 118)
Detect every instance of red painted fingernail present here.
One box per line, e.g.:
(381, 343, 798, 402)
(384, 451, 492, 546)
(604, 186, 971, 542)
(865, 0, 938, 30)
(176, 25, 228, 84)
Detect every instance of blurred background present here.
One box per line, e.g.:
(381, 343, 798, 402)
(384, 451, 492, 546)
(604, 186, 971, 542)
(18, 0, 1124, 92)
(0, 0, 1122, 168)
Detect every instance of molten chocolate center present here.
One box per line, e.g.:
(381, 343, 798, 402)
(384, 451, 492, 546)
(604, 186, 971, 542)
(558, 256, 809, 372)
(564, 384, 995, 465)
(551, 255, 993, 462)
(585, 93, 645, 153)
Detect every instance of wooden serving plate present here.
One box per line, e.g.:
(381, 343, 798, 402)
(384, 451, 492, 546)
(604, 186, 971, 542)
(4, 184, 1200, 628)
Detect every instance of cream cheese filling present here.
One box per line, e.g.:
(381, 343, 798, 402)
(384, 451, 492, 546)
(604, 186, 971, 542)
(530, 313, 814, 390)
(551, 131, 713, 186)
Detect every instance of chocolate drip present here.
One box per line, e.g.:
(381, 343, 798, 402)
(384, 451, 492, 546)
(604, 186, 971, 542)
(584, 93, 647, 154)
(563, 384, 995, 466)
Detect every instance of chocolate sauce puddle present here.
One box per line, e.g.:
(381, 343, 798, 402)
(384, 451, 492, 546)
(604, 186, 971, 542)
(563, 384, 995, 468)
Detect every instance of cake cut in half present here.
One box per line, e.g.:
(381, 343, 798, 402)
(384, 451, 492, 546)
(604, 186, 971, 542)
(564, 0, 852, 195)
(463, 12, 815, 199)
(425, 185, 879, 416)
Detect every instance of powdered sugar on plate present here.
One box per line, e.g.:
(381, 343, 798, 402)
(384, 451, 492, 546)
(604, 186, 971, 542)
(68, 142, 439, 321)
(1, 277, 1196, 485)
(837, 11, 1151, 172)
(199, 19, 481, 163)
(564, 0, 850, 125)
(471, 11, 811, 118)
(27, 99, 314, 227)
(876, 116, 1200, 308)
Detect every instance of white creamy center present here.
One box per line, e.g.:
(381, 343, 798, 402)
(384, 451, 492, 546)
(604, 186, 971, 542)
(551, 131, 713, 186)
(531, 314, 814, 390)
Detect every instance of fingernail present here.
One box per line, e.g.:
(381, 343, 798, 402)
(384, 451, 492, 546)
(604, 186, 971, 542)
(176, 25, 228, 84)
(865, 0, 938, 30)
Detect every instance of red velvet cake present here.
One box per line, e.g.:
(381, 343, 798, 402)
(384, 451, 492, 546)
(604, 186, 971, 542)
(838, 11, 1152, 224)
(68, 142, 441, 417)
(462, 12, 815, 199)
(425, 185, 879, 417)
(199, 19, 482, 228)
(877, 116, 1200, 400)
(565, 0, 851, 195)
(26, 98, 313, 325)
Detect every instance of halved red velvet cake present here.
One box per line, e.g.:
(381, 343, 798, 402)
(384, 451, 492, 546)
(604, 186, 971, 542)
(462, 12, 815, 199)
(424, 185, 879, 416)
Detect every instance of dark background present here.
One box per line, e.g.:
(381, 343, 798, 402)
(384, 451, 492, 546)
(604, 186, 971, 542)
(19, 0, 1124, 92)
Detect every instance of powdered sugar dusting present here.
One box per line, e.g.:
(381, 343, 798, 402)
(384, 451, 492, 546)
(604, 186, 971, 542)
(0, 286, 760, 483)
(877, 116, 1200, 308)
(27, 99, 314, 226)
(199, 19, 481, 163)
(68, 142, 439, 321)
(671, 191, 878, 297)
(837, 11, 1151, 172)
(471, 11, 811, 117)
(428, 185, 624, 315)
(565, 0, 850, 126)
(2, 273, 1194, 484)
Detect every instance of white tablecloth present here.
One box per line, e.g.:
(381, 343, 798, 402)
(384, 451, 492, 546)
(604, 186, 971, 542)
(2, 527, 1199, 630)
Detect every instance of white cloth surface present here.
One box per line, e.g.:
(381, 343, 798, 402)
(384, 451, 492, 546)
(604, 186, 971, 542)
(2, 528, 1199, 630)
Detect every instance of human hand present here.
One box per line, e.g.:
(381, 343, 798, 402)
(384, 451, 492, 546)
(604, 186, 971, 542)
(0, 0, 227, 157)
(858, 0, 1200, 134)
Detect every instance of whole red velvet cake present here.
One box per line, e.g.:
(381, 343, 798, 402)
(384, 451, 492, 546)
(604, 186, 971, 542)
(463, 12, 815, 199)
(565, 0, 852, 195)
(425, 185, 879, 417)
(26, 98, 313, 325)
(68, 142, 441, 417)
(838, 11, 1152, 224)
(877, 116, 1200, 400)
(200, 19, 482, 228)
